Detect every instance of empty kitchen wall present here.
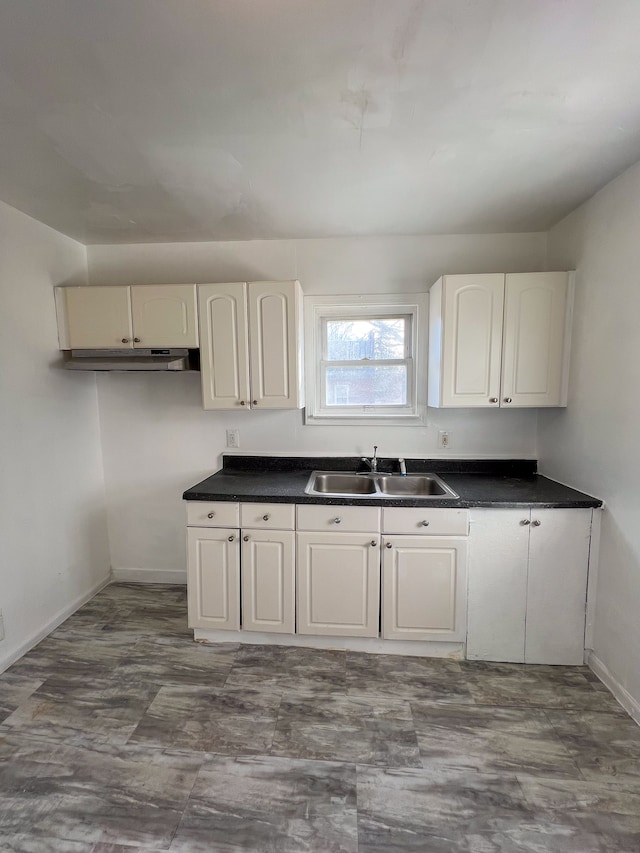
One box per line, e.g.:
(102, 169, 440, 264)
(0, 200, 110, 672)
(88, 232, 546, 578)
(539, 159, 640, 716)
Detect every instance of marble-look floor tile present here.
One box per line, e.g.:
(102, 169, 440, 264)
(172, 754, 357, 853)
(225, 644, 347, 693)
(356, 764, 551, 852)
(271, 692, 421, 767)
(411, 702, 583, 778)
(129, 685, 281, 754)
(2, 678, 160, 746)
(0, 836, 91, 852)
(518, 777, 640, 850)
(0, 673, 43, 723)
(460, 661, 623, 711)
(0, 734, 203, 848)
(546, 709, 640, 785)
(347, 651, 473, 704)
(113, 636, 238, 688)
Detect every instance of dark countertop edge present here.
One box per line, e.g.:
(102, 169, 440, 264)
(181, 490, 602, 509)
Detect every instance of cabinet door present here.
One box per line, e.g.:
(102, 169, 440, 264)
(467, 509, 530, 662)
(382, 536, 467, 641)
(241, 530, 295, 634)
(501, 272, 570, 407)
(64, 286, 133, 349)
(525, 509, 591, 665)
(248, 281, 303, 409)
(198, 283, 250, 410)
(296, 532, 379, 637)
(440, 274, 504, 407)
(131, 284, 198, 347)
(187, 527, 240, 630)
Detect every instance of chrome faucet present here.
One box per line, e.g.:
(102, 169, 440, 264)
(398, 458, 407, 476)
(361, 445, 378, 473)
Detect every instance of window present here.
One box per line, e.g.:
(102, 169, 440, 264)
(304, 294, 428, 424)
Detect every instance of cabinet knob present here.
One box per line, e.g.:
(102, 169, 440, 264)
(531, 519, 541, 527)
(520, 518, 530, 525)
(243, 535, 250, 541)
(228, 535, 235, 542)
(333, 517, 342, 524)
(134, 337, 141, 343)
(370, 540, 377, 547)
(207, 512, 215, 519)
(252, 400, 258, 406)
(420, 520, 430, 527)
(385, 542, 392, 549)
(239, 400, 246, 406)
(262, 514, 270, 521)
(489, 397, 498, 404)
(121, 338, 129, 344)
(503, 397, 512, 403)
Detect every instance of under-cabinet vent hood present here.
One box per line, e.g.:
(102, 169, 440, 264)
(63, 348, 192, 371)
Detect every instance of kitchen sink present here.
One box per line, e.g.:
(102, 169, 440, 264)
(307, 472, 377, 495)
(304, 471, 459, 499)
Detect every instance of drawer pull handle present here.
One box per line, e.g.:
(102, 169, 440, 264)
(421, 520, 430, 527)
(228, 535, 235, 542)
(239, 400, 246, 406)
(532, 519, 541, 527)
(121, 338, 129, 344)
(333, 517, 342, 524)
(252, 400, 258, 406)
(520, 519, 530, 526)
(370, 540, 377, 547)
(243, 535, 250, 541)
(207, 512, 215, 519)
(134, 337, 141, 343)
(489, 397, 498, 403)
(503, 397, 512, 404)
(262, 514, 270, 521)
(385, 542, 392, 549)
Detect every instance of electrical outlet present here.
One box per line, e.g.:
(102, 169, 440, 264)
(0, 611, 4, 642)
(438, 430, 450, 449)
(226, 429, 240, 449)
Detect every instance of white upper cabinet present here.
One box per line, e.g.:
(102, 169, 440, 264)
(199, 280, 303, 410)
(130, 284, 198, 348)
(501, 273, 570, 407)
(59, 284, 198, 349)
(62, 286, 133, 349)
(428, 272, 573, 408)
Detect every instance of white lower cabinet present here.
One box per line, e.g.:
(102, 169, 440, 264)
(187, 526, 240, 630)
(296, 532, 380, 638)
(382, 536, 467, 641)
(466, 508, 593, 665)
(241, 529, 295, 633)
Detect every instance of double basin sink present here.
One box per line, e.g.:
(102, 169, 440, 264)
(305, 471, 459, 499)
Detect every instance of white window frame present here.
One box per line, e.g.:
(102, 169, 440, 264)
(304, 294, 428, 425)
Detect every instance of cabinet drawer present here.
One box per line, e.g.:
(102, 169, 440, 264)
(382, 507, 469, 536)
(187, 501, 239, 528)
(240, 502, 295, 530)
(296, 504, 380, 533)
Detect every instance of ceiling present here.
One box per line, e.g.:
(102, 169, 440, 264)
(1, 0, 640, 245)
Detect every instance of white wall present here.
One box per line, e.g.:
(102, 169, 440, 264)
(539, 160, 640, 711)
(0, 201, 110, 671)
(89, 233, 546, 576)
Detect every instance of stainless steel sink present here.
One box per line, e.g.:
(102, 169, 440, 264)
(304, 471, 458, 499)
(307, 472, 377, 495)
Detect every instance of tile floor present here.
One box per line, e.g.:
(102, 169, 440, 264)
(0, 583, 639, 852)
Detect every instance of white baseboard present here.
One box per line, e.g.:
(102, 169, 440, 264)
(587, 650, 640, 726)
(0, 575, 111, 675)
(111, 567, 187, 584)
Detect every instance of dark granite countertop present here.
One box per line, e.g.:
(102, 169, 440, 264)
(183, 456, 602, 509)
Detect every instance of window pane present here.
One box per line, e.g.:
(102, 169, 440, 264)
(325, 365, 407, 406)
(326, 318, 406, 361)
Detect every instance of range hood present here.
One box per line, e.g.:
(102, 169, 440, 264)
(63, 348, 193, 371)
